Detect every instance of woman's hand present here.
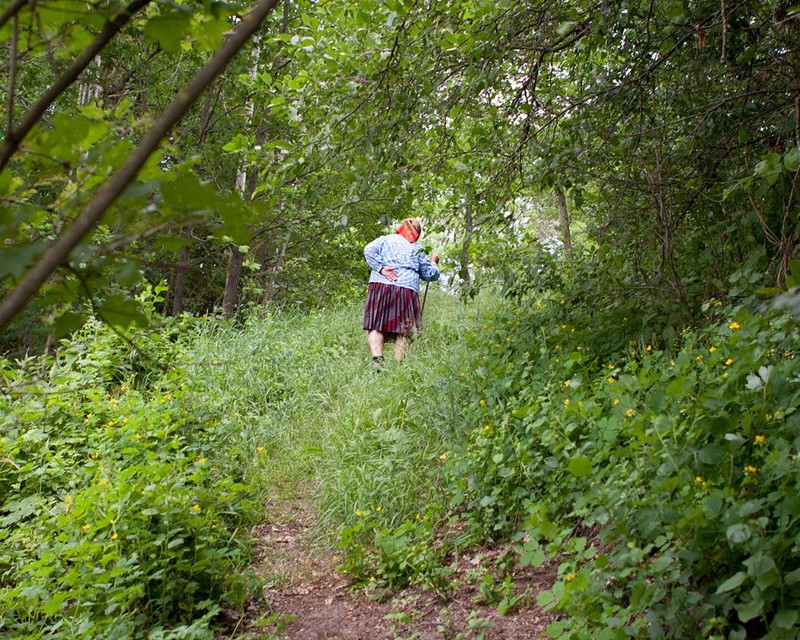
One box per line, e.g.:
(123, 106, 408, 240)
(380, 266, 399, 281)
(432, 253, 439, 264)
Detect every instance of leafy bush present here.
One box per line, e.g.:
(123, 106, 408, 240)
(0, 317, 258, 638)
(445, 290, 800, 638)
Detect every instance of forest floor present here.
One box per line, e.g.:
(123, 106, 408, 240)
(220, 484, 558, 640)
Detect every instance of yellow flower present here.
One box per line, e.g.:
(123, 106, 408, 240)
(122, 417, 129, 425)
(613, 398, 620, 406)
(484, 424, 492, 433)
(566, 573, 575, 582)
(256, 446, 264, 453)
(82, 524, 90, 531)
(415, 513, 421, 521)
(564, 380, 571, 387)
(709, 346, 717, 353)
(198, 458, 206, 465)
(725, 358, 733, 366)
(369, 576, 376, 583)
(479, 399, 486, 407)
(564, 398, 571, 406)
(695, 476, 704, 484)
(729, 322, 740, 330)
(376, 506, 382, 512)
(765, 414, 773, 421)
(625, 409, 635, 418)
(723, 372, 729, 379)
(744, 465, 757, 474)
(754, 435, 765, 444)
(111, 532, 118, 540)
(439, 453, 448, 461)
(191, 504, 201, 513)
(355, 509, 362, 517)
(646, 344, 653, 352)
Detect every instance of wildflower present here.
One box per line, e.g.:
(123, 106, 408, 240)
(744, 465, 757, 475)
(82, 524, 90, 531)
(484, 424, 492, 433)
(106, 420, 116, 427)
(191, 504, 201, 513)
(613, 398, 620, 406)
(111, 532, 118, 540)
(608, 377, 615, 384)
(122, 417, 129, 425)
(564, 380, 571, 387)
(646, 344, 653, 352)
(84, 413, 94, 423)
(722, 372, 729, 379)
(439, 453, 448, 461)
(709, 346, 717, 353)
(376, 506, 382, 512)
(415, 513, 421, 521)
(566, 573, 575, 582)
(256, 446, 264, 453)
(754, 435, 765, 445)
(625, 409, 635, 418)
(564, 398, 571, 406)
(729, 322, 740, 330)
(65, 495, 73, 511)
(369, 576, 376, 583)
(198, 458, 206, 465)
(725, 358, 733, 366)
(99, 479, 108, 486)
(355, 509, 362, 517)
(695, 476, 704, 484)
(765, 414, 773, 421)
(479, 399, 486, 407)
(607, 364, 615, 370)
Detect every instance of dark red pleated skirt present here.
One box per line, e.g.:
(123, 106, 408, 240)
(363, 282, 422, 337)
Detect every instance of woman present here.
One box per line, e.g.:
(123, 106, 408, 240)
(363, 218, 440, 366)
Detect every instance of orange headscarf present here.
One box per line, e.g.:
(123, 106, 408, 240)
(396, 218, 421, 243)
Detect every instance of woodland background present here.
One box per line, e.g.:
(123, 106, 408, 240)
(1, 1, 799, 639)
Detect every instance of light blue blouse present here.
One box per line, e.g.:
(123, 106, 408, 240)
(364, 233, 440, 293)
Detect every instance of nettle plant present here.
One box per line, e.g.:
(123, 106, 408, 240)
(0, 317, 257, 638)
(448, 296, 799, 638)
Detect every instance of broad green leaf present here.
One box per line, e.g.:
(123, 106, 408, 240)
(774, 610, 798, 629)
(737, 597, 764, 623)
(144, 13, 192, 54)
(726, 523, 753, 545)
(717, 571, 747, 593)
(567, 456, 592, 477)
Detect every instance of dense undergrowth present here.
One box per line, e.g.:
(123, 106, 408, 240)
(2, 270, 798, 639)
(0, 288, 483, 638)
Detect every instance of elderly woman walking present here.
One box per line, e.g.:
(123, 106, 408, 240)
(363, 218, 440, 367)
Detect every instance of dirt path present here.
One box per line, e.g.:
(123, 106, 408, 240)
(221, 488, 558, 640)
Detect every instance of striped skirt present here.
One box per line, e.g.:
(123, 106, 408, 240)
(363, 282, 422, 337)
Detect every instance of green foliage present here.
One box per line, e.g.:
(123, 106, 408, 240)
(444, 284, 800, 638)
(0, 315, 260, 638)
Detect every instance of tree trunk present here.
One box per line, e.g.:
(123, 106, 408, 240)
(223, 249, 244, 318)
(459, 199, 473, 284)
(556, 177, 572, 254)
(170, 228, 191, 315)
(224, 35, 262, 319)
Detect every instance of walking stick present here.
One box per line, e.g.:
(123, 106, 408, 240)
(421, 280, 430, 317)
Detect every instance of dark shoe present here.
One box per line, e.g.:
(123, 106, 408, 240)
(372, 355, 385, 372)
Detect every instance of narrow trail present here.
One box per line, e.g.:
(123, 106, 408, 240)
(215, 298, 559, 638)
(226, 486, 557, 639)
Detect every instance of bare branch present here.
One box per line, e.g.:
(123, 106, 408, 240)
(0, 0, 283, 331)
(0, 0, 154, 173)
(0, 0, 28, 32)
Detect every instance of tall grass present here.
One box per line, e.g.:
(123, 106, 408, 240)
(186, 289, 496, 529)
